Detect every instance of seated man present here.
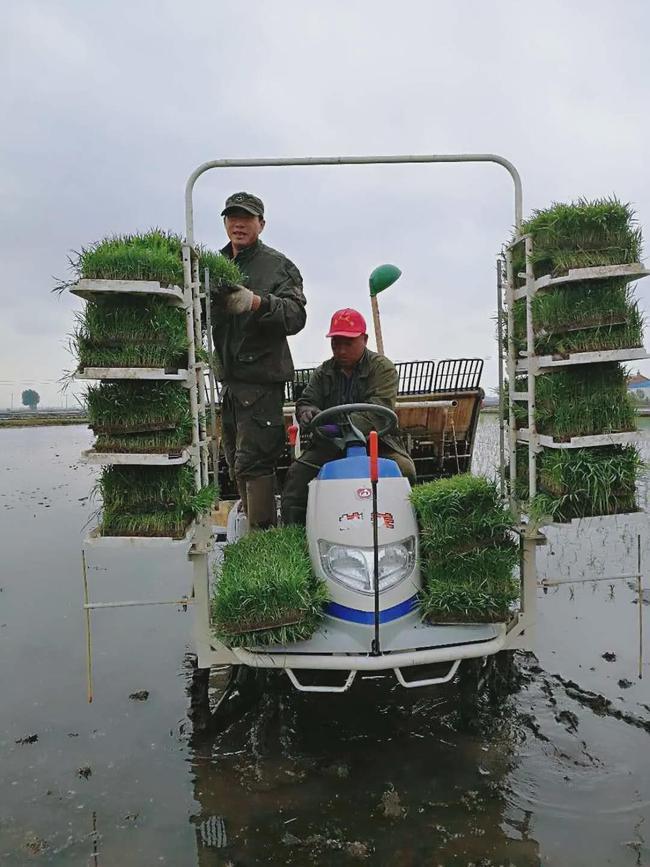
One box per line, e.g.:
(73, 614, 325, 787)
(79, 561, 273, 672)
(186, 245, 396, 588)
(281, 308, 416, 525)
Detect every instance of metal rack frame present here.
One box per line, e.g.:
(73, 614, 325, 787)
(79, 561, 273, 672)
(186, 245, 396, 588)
(502, 241, 650, 506)
(72, 263, 211, 535)
(185, 152, 540, 673)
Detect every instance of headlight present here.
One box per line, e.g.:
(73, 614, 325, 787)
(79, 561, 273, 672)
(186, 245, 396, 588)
(318, 537, 415, 594)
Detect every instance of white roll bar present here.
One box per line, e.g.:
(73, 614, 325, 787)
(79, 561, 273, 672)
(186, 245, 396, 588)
(184, 153, 523, 245)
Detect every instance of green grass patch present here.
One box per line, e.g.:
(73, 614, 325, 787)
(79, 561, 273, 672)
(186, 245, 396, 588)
(211, 527, 328, 646)
(97, 465, 216, 537)
(421, 566, 520, 624)
(67, 231, 245, 369)
(524, 365, 636, 440)
(74, 295, 189, 370)
(87, 381, 191, 432)
(536, 445, 642, 521)
(57, 229, 243, 290)
(515, 445, 643, 522)
(93, 424, 192, 454)
(511, 284, 644, 357)
(410, 474, 515, 554)
(87, 381, 192, 452)
(511, 198, 642, 280)
(411, 474, 519, 623)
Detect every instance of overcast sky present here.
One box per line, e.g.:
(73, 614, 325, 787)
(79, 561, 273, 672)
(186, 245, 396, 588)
(2, 0, 649, 407)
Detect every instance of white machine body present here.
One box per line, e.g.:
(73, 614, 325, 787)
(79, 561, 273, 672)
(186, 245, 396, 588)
(306, 474, 421, 622)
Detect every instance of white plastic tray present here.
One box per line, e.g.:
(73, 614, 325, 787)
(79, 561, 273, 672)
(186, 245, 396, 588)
(71, 279, 185, 304)
(81, 448, 190, 465)
(516, 347, 649, 373)
(512, 262, 650, 300)
(517, 429, 640, 449)
(84, 522, 196, 548)
(76, 367, 190, 382)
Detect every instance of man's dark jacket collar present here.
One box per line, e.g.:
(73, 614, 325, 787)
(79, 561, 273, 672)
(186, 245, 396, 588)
(220, 239, 263, 262)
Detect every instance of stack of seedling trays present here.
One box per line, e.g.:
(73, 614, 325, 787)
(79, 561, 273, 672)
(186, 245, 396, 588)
(211, 527, 329, 646)
(66, 230, 237, 541)
(411, 475, 519, 624)
(506, 199, 649, 523)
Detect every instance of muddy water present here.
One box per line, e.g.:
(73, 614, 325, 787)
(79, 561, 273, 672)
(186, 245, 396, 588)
(1, 420, 650, 866)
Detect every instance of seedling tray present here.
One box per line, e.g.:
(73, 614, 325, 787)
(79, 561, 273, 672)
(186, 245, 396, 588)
(71, 279, 185, 304)
(81, 448, 190, 465)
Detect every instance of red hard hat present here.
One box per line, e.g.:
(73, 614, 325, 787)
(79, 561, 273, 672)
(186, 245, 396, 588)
(326, 308, 367, 338)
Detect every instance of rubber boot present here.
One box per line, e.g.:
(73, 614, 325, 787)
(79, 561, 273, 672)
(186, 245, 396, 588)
(235, 476, 248, 515)
(246, 474, 277, 530)
(281, 505, 306, 526)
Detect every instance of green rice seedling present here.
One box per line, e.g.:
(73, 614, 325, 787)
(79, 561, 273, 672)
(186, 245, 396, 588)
(500, 378, 529, 429)
(514, 444, 531, 502)
(98, 464, 197, 512)
(514, 443, 642, 521)
(511, 283, 644, 356)
(87, 381, 192, 452)
(511, 198, 642, 280)
(56, 229, 243, 291)
(420, 571, 520, 624)
(86, 381, 191, 433)
(211, 527, 329, 646)
(93, 422, 193, 454)
(536, 445, 642, 521)
(198, 248, 244, 288)
(411, 475, 519, 623)
(410, 474, 516, 555)
(420, 540, 519, 585)
(533, 365, 637, 440)
(74, 296, 189, 370)
(97, 464, 217, 537)
(101, 509, 193, 538)
(101, 480, 217, 537)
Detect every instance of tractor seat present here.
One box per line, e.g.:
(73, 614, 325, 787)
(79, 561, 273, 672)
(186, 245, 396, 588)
(317, 445, 402, 481)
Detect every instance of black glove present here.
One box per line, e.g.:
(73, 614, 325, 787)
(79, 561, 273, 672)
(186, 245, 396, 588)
(297, 405, 320, 430)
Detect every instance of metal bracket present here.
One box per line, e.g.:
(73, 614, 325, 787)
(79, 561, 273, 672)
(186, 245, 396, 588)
(393, 659, 460, 688)
(285, 669, 357, 693)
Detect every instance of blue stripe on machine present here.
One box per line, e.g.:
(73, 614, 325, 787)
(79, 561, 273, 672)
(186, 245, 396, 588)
(325, 595, 419, 624)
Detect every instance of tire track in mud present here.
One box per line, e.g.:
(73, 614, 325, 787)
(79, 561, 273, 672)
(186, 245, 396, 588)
(520, 656, 650, 736)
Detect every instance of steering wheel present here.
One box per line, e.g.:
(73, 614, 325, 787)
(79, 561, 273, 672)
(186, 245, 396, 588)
(307, 403, 398, 447)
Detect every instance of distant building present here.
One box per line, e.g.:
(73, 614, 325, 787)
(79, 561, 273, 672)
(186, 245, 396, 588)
(627, 370, 650, 402)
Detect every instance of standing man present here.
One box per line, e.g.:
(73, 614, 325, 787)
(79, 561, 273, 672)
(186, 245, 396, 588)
(282, 308, 415, 525)
(212, 192, 306, 529)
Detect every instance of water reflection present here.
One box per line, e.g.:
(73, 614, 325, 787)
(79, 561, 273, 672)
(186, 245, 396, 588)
(189, 661, 541, 865)
(2, 422, 650, 866)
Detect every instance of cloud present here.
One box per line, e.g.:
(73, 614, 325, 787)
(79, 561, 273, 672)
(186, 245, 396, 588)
(1, 0, 649, 408)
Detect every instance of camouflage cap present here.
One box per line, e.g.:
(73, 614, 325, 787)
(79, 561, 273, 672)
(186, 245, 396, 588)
(221, 191, 265, 218)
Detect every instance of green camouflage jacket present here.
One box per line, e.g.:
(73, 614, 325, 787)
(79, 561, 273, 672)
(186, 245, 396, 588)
(212, 240, 306, 385)
(296, 349, 408, 456)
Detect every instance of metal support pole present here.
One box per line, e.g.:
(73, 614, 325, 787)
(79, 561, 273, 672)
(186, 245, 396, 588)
(496, 257, 506, 498)
(182, 244, 201, 490)
(82, 551, 93, 704)
(370, 295, 384, 355)
(520, 533, 537, 644)
(638, 534, 644, 680)
(525, 235, 537, 497)
(191, 254, 209, 488)
(505, 248, 518, 507)
(203, 268, 221, 493)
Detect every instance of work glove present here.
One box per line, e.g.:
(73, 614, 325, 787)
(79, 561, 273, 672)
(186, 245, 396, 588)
(297, 405, 320, 430)
(220, 284, 256, 315)
(213, 280, 240, 295)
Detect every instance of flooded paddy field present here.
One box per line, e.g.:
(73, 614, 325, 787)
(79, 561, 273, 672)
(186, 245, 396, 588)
(1, 419, 650, 866)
